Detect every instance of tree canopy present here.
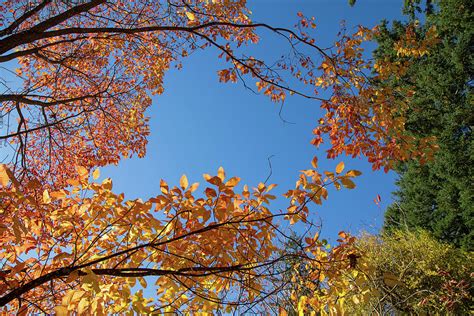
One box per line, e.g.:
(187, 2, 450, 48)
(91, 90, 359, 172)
(0, 0, 471, 314)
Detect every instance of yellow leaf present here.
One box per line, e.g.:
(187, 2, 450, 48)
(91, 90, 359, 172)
(53, 252, 71, 262)
(77, 297, 89, 314)
(346, 169, 362, 177)
(66, 178, 80, 186)
(297, 295, 308, 315)
(43, 190, 51, 204)
(185, 11, 195, 21)
(0, 164, 10, 187)
(311, 156, 318, 169)
(54, 306, 68, 316)
(11, 262, 26, 275)
(335, 161, 345, 174)
(160, 179, 169, 194)
(92, 168, 100, 180)
(266, 183, 277, 192)
(163, 221, 174, 235)
(139, 277, 147, 288)
(189, 182, 199, 192)
(75, 166, 88, 179)
(225, 176, 240, 187)
(70, 290, 86, 303)
(289, 217, 295, 225)
(321, 187, 328, 199)
(180, 174, 188, 190)
(50, 190, 67, 200)
(217, 166, 225, 181)
(81, 270, 100, 292)
(12, 217, 24, 243)
(102, 178, 113, 190)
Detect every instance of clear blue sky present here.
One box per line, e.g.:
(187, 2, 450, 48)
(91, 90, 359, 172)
(102, 0, 405, 243)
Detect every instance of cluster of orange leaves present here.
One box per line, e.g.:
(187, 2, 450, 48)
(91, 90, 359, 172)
(2, 0, 256, 187)
(0, 161, 362, 314)
(309, 25, 440, 171)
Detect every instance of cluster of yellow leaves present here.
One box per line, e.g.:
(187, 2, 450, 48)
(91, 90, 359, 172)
(280, 232, 373, 315)
(284, 158, 361, 224)
(0, 164, 274, 313)
(0, 158, 362, 314)
(394, 25, 440, 57)
(285, 229, 474, 315)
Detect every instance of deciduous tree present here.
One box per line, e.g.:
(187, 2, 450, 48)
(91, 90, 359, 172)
(0, 0, 436, 188)
(0, 162, 362, 314)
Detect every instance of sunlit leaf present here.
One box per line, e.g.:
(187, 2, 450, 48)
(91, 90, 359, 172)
(180, 174, 188, 190)
(43, 190, 51, 204)
(185, 11, 195, 21)
(92, 168, 100, 180)
(335, 162, 345, 174)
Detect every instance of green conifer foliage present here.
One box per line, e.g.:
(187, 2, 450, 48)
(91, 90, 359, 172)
(378, 0, 473, 250)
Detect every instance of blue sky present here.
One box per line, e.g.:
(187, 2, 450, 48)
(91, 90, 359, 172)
(102, 0, 405, 243)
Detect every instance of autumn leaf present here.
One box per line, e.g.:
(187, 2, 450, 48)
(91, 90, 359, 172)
(335, 161, 345, 174)
(0, 164, 10, 186)
(346, 169, 362, 177)
(225, 177, 240, 187)
(54, 306, 68, 316)
(189, 182, 199, 192)
(383, 272, 404, 287)
(92, 168, 100, 180)
(180, 174, 189, 190)
(217, 166, 225, 181)
(341, 178, 356, 189)
(76, 166, 88, 179)
(43, 190, 51, 204)
(102, 178, 113, 190)
(50, 190, 67, 200)
(185, 11, 195, 21)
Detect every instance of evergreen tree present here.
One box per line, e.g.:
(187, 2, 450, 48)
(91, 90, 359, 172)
(378, 0, 473, 250)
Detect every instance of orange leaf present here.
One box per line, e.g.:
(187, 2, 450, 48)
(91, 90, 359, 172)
(185, 11, 195, 21)
(189, 182, 199, 192)
(43, 190, 51, 204)
(75, 166, 88, 179)
(335, 161, 345, 174)
(92, 168, 100, 180)
(0, 164, 10, 187)
(346, 169, 362, 177)
(225, 177, 240, 187)
(180, 174, 188, 190)
(217, 167, 225, 181)
(341, 178, 356, 189)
